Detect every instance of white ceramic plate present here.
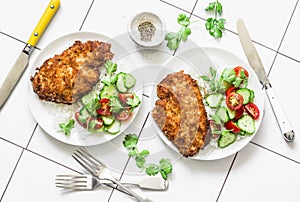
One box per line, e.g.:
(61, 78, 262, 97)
(151, 47, 264, 160)
(28, 32, 143, 146)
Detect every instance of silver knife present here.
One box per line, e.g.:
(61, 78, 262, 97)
(0, 0, 60, 109)
(236, 19, 295, 142)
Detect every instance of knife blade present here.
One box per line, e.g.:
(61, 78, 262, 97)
(237, 19, 295, 142)
(0, 0, 60, 109)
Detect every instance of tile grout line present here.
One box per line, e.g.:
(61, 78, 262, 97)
(159, 0, 192, 14)
(250, 141, 300, 165)
(79, 0, 95, 31)
(215, 152, 238, 202)
(107, 112, 150, 201)
(25, 123, 39, 149)
(267, 0, 299, 76)
(0, 148, 25, 201)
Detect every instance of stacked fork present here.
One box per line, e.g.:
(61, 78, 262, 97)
(56, 148, 156, 202)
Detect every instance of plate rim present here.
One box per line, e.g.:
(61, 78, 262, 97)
(151, 46, 265, 160)
(27, 31, 143, 146)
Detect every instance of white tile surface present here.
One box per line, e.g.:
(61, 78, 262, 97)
(194, 0, 298, 50)
(218, 143, 300, 202)
(1, 0, 300, 201)
(0, 0, 94, 49)
(0, 140, 22, 196)
(252, 54, 300, 162)
(1, 150, 113, 202)
(0, 34, 37, 147)
(82, 0, 190, 37)
(179, 16, 277, 74)
(111, 154, 235, 202)
(161, 0, 197, 13)
(279, 4, 300, 61)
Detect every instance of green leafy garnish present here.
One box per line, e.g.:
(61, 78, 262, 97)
(104, 60, 118, 75)
(109, 96, 123, 113)
(165, 13, 191, 50)
(59, 119, 75, 136)
(123, 134, 173, 180)
(201, 67, 248, 93)
(205, 0, 226, 38)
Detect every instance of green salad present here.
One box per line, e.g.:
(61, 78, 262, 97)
(201, 66, 260, 148)
(59, 61, 141, 136)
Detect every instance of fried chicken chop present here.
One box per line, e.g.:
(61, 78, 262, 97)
(31, 40, 114, 104)
(152, 71, 208, 157)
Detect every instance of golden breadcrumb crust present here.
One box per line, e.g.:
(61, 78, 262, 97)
(152, 71, 208, 157)
(31, 40, 113, 104)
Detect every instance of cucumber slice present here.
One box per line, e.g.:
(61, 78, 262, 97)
(106, 119, 121, 134)
(236, 88, 251, 105)
(127, 93, 141, 107)
(237, 114, 256, 134)
(218, 131, 236, 148)
(124, 73, 136, 89)
(216, 106, 229, 123)
(205, 93, 223, 108)
(116, 73, 128, 93)
(100, 85, 118, 99)
(81, 91, 97, 106)
(102, 115, 115, 125)
(227, 107, 236, 120)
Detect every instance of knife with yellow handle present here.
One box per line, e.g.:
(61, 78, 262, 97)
(0, 0, 60, 108)
(237, 19, 295, 142)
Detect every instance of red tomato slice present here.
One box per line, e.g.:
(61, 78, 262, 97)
(245, 103, 260, 120)
(92, 117, 104, 130)
(97, 98, 112, 116)
(75, 112, 87, 129)
(234, 106, 244, 120)
(234, 66, 249, 77)
(118, 93, 134, 104)
(226, 92, 244, 110)
(225, 86, 238, 97)
(225, 120, 241, 133)
(115, 109, 131, 121)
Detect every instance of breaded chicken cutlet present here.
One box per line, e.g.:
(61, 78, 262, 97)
(30, 40, 113, 104)
(152, 71, 208, 157)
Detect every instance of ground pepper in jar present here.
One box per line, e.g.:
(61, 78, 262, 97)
(138, 21, 156, 42)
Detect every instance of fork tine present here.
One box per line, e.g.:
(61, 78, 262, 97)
(76, 148, 101, 167)
(55, 174, 93, 190)
(72, 152, 95, 175)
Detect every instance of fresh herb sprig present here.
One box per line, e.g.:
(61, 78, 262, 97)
(201, 67, 248, 93)
(123, 134, 173, 180)
(165, 13, 191, 50)
(205, 0, 226, 38)
(59, 119, 75, 136)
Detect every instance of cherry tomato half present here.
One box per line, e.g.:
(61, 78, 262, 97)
(234, 66, 249, 77)
(245, 102, 260, 120)
(225, 86, 238, 97)
(75, 112, 87, 129)
(234, 106, 244, 120)
(89, 117, 104, 130)
(115, 109, 131, 121)
(97, 98, 112, 116)
(118, 93, 134, 104)
(226, 92, 244, 110)
(225, 120, 241, 133)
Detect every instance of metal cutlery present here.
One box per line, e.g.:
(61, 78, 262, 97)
(0, 0, 60, 108)
(55, 174, 169, 191)
(236, 19, 295, 142)
(72, 148, 153, 202)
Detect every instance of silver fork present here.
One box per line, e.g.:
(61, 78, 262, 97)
(55, 174, 169, 190)
(72, 148, 154, 202)
(55, 174, 100, 190)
